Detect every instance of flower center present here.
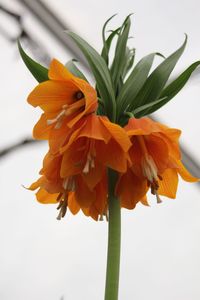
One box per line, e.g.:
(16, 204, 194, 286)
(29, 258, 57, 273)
(74, 91, 84, 100)
(137, 136, 162, 203)
(47, 92, 85, 129)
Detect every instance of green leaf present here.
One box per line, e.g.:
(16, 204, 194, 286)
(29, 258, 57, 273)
(130, 35, 187, 110)
(110, 15, 132, 91)
(102, 14, 117, 46)
(101, 27, 121, 65)
(65, 59, 88, 81)
(121, 47, 135, 80)
(116, 52, 158, 120)
(67, 31, 116, 121)
(160, 61, 200, 102)
(18, 40, 48, 83)
(134, 96, 167, 116)
(139, 60, 200, 116)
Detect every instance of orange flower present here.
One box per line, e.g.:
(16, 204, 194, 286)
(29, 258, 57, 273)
(27, 59, 98, 153)
(29, 150, 108, 220)
(116, 117, 198, 209)
(28, 114, 132, 220)
(59, 114, 131, 178)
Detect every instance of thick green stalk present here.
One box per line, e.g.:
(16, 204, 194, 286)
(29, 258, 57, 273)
(104, 171, 121, 300)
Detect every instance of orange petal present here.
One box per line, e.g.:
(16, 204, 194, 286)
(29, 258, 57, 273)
(28, 176, 44, 191)
(28, 80, 77, 111)
(60, 139, 84, 178)
(93, 172, 108, 213)
(40, 152, 62, 181)
(82, 206, 99, 221)
(95, 139, 128, 173)
(75, 114, 111, 143)
(125, 117, 162, 135)
(116, 169, 148, 209)
(100, 117, 131, 152)
(158, 168, 178, 198)
(68, 192, 80, 215)
(140, 195, 149, 206)
(82, 161, 105, 190)
(156, 129, 181, 160)
(32, 113, 51, 140)
(74, 176, 96, 208)
(48, 59, 75, 81)
(36, 188, 58, 204)
(145, 135, 169, 173)
(60, 115, 111, 154)
(176, 160, 199, 182)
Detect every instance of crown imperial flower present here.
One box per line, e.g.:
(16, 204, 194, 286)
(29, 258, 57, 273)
(116, 117, 198, 209)
(27, 59, 98, 152)
(19, 15, 199, 300)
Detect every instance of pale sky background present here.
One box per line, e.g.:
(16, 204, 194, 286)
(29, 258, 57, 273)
(0, 0, 200, 300)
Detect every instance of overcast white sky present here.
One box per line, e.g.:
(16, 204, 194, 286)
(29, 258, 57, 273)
(0, 1, 200, 300)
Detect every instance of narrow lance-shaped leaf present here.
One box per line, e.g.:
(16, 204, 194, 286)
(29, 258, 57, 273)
(138, 60, 200, 116)
(121, 47, 135, 80)
(119, 97, 167, 125)
(110, 15, 131, 92)
(65, 59, 88, 81)
(116, 52, 159, 120)
(67, 31, 116, 121)
(130, 35, 187, 110)
(102, 14, 117, 45)
(18, 41, 48, 83)
(101, 27, 121, 65)
(160, 61, 200, 102)
(133, 96, 168, 116)
(101, 14, 120, 65)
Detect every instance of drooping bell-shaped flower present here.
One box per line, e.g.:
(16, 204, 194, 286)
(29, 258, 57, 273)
(116, 117, 198, 209)
(27, 59, 98, 153)
(28, 150, 108, 220)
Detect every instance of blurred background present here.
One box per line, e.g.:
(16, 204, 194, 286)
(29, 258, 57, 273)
(0, 0, 200, 299)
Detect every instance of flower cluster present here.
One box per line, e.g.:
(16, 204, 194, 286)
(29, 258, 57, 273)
(28, 59, 197, 221)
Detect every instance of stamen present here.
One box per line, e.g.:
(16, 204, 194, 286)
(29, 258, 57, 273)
(56, 192, 63, 202)
(91, 159, 95, 169)
(99, 210, 109, 221)
(83, 159, 90, 174)
(137, 136, 163, 205)
(82, 154, 95, 174)
(56, 193, 68, 220)
(62, 177, 75, 191)
(47, 109, 66, 127)
(63, 178, 69, 190)
(155, 191, 162, 204)
(141, 154, 158, 182)
(46, 98, 85, 129)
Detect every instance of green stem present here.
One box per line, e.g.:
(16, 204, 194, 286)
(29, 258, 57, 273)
(104, 171, 121, 300)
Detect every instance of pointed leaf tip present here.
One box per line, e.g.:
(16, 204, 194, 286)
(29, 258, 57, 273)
(18, 40, 49, 83)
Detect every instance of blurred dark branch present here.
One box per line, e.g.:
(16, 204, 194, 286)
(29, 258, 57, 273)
(17, 0, 88, 68)
(0, 4, 21, 22)
(0, 138, 42, 159)
(0, 3, 51, 65)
